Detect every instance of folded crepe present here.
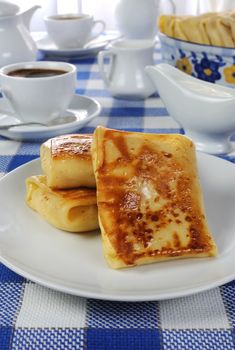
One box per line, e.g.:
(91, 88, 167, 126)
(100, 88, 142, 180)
(159, 14, 189, 41)
(26, 175, 99, 232)
(92, 126, 217, 269)
(180, 13, 213, 45)
(40, 134, 96, 189)
(203, 13, 235, 47)
(222, 12, 235, 46)
(214, 13, 235, 47)
(158, 11, 235, 47)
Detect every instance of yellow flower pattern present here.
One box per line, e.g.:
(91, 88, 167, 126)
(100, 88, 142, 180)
(224, 65, 235, 84)
(176, 57, 192, 75)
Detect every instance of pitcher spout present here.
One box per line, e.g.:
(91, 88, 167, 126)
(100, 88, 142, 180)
(21, 5, 41, 30)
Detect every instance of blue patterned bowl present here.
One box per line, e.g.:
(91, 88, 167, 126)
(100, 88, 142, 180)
(159, 32, 235, 88)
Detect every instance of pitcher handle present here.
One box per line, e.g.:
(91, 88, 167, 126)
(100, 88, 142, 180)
(163, 0, 176, 13)
(98, 50, 115, 87)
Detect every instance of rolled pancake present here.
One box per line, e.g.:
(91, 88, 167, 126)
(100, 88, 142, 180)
(26, 175, 99, 232)
(158, 15, 189, 40)
(180, 13, 212, 45)
(92, 126, 217, 269)
(40, 134, 96, 189)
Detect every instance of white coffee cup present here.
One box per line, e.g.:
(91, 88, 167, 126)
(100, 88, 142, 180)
(0, 61, 76, 123)
(98, 39, 156, 99)
(44, 13, 106, 49)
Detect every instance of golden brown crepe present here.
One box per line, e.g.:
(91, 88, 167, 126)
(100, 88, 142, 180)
(26, 175, 99, 232)
(40, 134, 96, 189)
(222, 12, 235, 46)
(92, 126, 217, 269)
(158, 11, 235, 47)
(180, 13, 213, 45)
(158, 15, 176, 38)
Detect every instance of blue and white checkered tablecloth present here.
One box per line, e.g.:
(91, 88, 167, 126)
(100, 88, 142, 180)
(0, 40, 235, 350)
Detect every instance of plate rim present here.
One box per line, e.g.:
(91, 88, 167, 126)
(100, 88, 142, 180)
(36, 35, 107, 55)
(0, 154, 235, 301)
(0, 94, 101, 139)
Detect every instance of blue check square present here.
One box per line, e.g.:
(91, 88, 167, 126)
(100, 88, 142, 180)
(87, 300, 160, 328)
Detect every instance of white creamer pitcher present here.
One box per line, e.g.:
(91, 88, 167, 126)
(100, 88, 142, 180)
(98, 39, 156, 100)
(0, 1, 40, 67)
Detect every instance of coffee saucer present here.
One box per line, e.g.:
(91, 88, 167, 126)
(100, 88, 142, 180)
(0, 94, 101, 141)
(36, 32, 120, 58)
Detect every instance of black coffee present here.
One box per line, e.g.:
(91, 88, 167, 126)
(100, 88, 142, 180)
(50, 15, 86, 20)
(7, 68, 67, 78)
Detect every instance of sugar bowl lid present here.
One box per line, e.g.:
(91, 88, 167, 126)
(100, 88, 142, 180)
(0, 0, 19, 17)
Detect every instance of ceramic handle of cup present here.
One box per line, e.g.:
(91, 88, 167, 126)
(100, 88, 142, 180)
(0, 86, 15, 115)
(98, 50, 114, 87)
(91, 20, 106, 41)
(0, 86, 12, 101)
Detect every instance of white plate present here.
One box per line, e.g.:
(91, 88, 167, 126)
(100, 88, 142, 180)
(0, 95, 100, 141)
(0, 153, 235, 301)
(36, 33, 119, 58)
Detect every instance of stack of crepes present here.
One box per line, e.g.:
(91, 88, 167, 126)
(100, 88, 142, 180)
(26, 134, 99, 233)
(158, 11, 235, 47)
(26, 126, 217, 269)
